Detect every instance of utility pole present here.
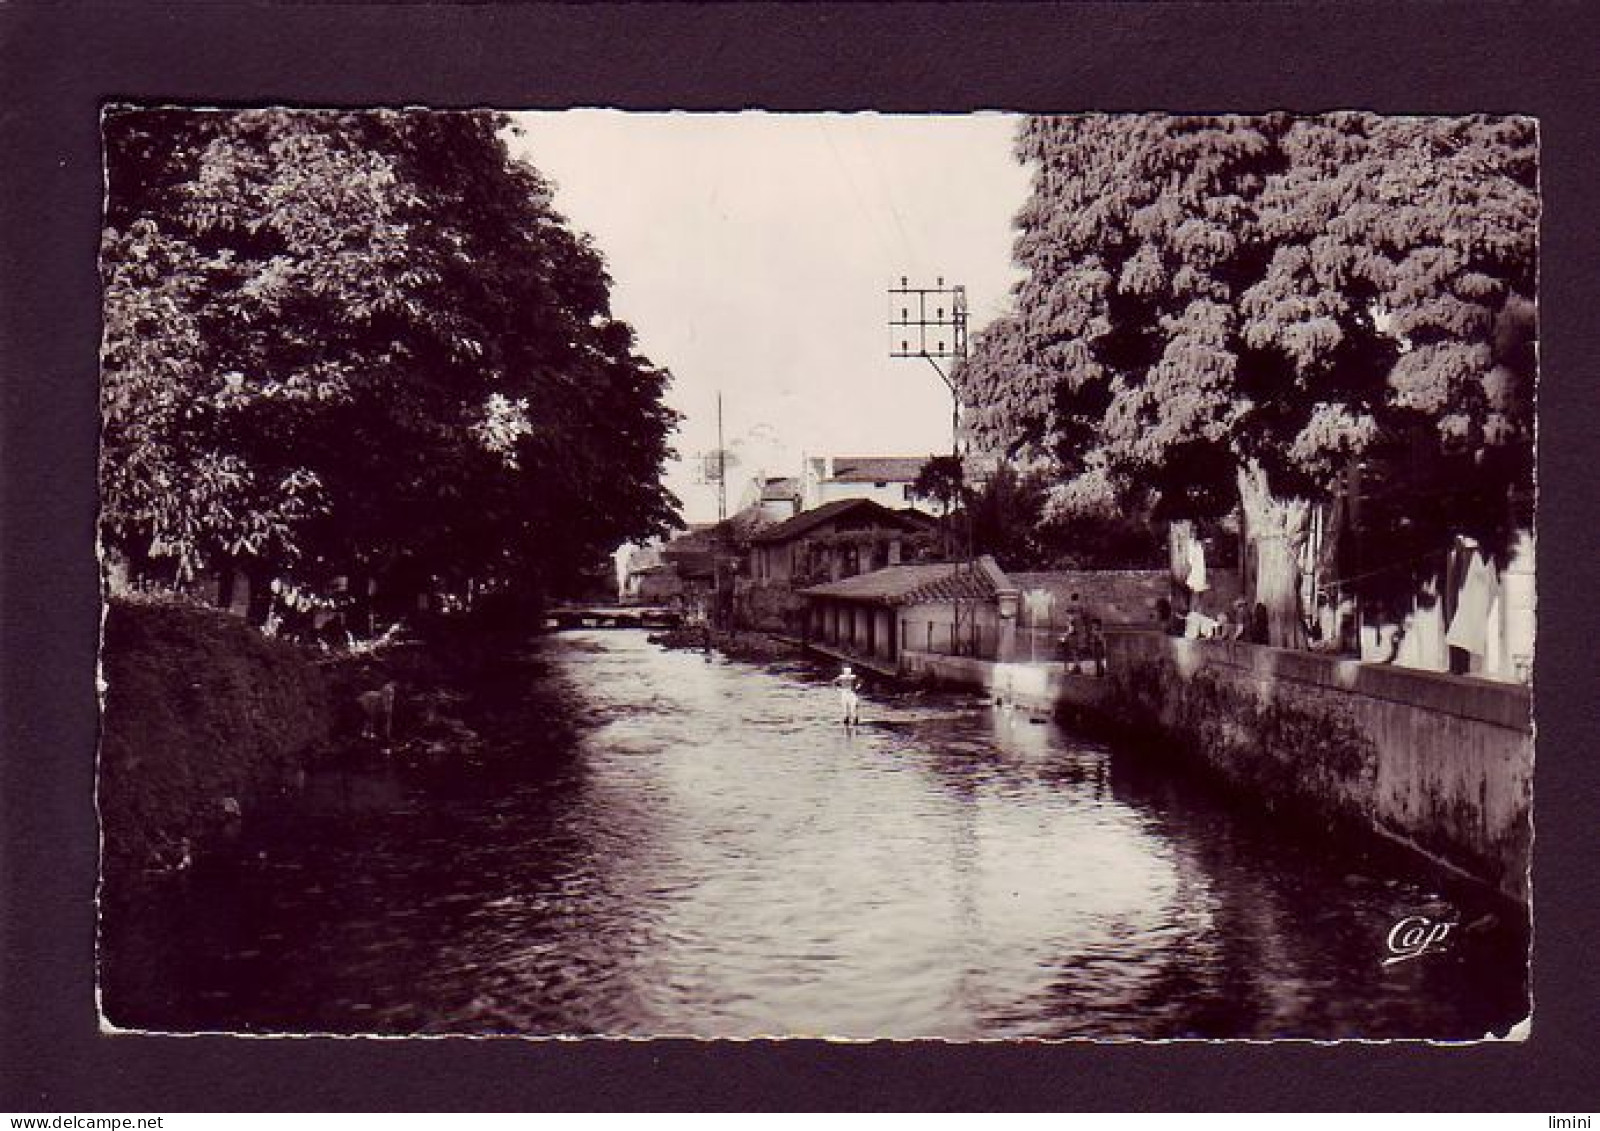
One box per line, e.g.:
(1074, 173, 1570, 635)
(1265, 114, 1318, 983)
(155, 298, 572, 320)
(889, 276, 970, 564)
(695, 392, 735, 632)
(714, 392, 727, 630)
(889, 276, 974, 651)
(889, 276, 968, 458)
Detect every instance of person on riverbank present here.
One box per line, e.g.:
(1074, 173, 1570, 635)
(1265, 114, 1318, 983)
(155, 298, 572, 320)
(832, 664, 861, 727)
(1085, 616, 1107, 676)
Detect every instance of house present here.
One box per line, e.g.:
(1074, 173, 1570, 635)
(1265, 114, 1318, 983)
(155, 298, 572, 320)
(747, 497, 931, 587)
(801, 455, 928, 511)
(650, 503, 786, 626)
(628, 563, 684, 606)
(650, 526, 711, 621)
(801, 558, 1238, 674)
(800, 453, 999, 512)
(737, 475, 804, 524)
(617, 541, 680, 604)
(735, 498, 935, 634)
(801, 556, 1017, 672)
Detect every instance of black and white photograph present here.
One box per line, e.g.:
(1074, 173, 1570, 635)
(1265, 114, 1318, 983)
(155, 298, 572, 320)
(93, 107, 1537, 1043)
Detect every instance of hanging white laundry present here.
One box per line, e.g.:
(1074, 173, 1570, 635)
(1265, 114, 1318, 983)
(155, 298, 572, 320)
(1186, 537, 1209, 594)
(1445, 551, 1500, 657)
(1318, 595, 1339, 646)
(1484, 587, 1506, 677)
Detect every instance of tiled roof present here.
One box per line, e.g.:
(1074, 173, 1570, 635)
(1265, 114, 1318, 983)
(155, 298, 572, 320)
(661, 527, 717, 555)
(802, 556, 1010, 605)
(662, 505, 772, 555)
(810, 454, 999, 486)
(660, 548, 715, 579)
(724, 502, 775, 536)
(824, 456, 928, 483)
(751, 497, 920, 545)
(760, 476, 800, 501)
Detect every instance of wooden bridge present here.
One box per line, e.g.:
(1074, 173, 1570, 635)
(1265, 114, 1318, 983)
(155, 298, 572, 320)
(544, 605, 683, 631)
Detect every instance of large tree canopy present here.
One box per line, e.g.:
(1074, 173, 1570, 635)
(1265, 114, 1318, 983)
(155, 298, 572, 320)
(959, 113, 1537, 643)
(101, 109, 680, 623)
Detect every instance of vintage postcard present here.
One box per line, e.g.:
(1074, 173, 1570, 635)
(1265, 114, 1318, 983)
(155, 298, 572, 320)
(95, 107, 1535, 1042)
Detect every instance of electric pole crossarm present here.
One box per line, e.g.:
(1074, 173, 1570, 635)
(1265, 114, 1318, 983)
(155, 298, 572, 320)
(887, 275, 967, 459)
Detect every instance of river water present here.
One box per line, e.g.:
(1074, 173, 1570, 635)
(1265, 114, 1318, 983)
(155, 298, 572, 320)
(102, 630, 1529, 1040)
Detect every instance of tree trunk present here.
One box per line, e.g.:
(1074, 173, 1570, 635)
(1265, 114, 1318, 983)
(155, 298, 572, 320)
(1168, 518, 1196, 611)
(1168, 519, 1190, 582)
(350, 570, 374, 637)
(216, 566, 236, 611)
(1236, 461, 1311, 649)
(1313, 459, 1359, 652)
(243, 564, 274, 628)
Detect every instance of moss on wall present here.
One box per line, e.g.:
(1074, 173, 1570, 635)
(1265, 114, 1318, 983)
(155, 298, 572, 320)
(1109, 657, 1381, 827)
(1102, 635, 1531, 901)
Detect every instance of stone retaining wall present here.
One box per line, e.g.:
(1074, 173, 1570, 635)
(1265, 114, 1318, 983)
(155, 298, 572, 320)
(899, 649, 1109, 715)
(1101, 629, 1533, 901)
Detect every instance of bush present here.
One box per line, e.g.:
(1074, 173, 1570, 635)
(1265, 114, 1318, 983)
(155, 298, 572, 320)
(98, 597, 331, 889)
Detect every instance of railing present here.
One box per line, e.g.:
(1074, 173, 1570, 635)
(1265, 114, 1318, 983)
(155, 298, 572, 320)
(1004, 626, 1068, 662)
(906, 622, 1000, 661)
(997, 626, 1106, 667)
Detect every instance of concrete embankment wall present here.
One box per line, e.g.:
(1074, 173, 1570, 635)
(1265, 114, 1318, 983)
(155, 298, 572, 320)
(99, 597, 333, 888)
(1101, 630, 1533, 902)
(899, 649, 1108, 715)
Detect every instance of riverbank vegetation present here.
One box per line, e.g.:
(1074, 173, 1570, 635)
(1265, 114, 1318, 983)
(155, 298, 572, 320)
(97, 108, 684, 894)
(99, 595, 600, 898)
(100, 108, 680, 627)
(98, 596, 331, 890)
(914, 456, 1170, 571)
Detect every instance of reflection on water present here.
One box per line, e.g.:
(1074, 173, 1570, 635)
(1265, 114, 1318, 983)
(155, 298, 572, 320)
(101, 631, 1528, 1039)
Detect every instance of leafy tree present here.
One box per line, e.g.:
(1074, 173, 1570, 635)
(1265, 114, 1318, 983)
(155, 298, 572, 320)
(965, 462, 1044, 568)
(910, 453, 967, 558)
(963, 461, 1166, 571)
(100, 109, 680, 627)
(959, 114, 1536, 644)
(911, 454, 965, 513)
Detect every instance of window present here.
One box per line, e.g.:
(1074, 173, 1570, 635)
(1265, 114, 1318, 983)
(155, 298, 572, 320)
(875, 481, 888, 489)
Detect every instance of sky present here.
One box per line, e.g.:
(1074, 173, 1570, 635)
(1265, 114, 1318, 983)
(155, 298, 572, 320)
(506, 111, 1031, 525)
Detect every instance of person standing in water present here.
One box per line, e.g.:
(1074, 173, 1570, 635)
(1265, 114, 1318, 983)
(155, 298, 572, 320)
(832, 664, 862, 727)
